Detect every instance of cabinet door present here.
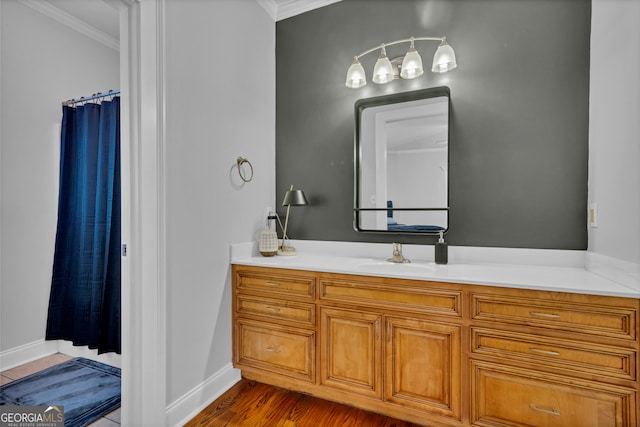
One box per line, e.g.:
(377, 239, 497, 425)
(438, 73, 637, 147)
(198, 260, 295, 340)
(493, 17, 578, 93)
(320, 307, 383, 399)
(385, 316, 461, 420)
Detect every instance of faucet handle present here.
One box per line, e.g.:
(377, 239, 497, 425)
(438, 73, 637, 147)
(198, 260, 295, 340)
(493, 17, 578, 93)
(388, 243, 410, 263)
(393, 242, 402, 255)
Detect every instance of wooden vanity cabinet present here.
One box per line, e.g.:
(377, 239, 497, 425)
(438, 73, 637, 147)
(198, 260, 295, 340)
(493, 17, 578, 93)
(234, 265, 464, 426)
(233, 266, 317, 385)
(232, 264, 640, 427)
(469, 287, 639, 427)
(318, 274, 463, 421)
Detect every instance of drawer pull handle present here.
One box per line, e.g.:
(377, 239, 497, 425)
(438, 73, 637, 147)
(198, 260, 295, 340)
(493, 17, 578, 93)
(265, 282, 281, 287)
(529, 347, 560, 356)
(265, 347, 281, 353)
(530, 311, 560, 319)
(265, 307, 281, 313)
(529, 404, 560, 416)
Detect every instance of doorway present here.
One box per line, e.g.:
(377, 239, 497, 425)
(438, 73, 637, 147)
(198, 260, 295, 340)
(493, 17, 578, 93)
(116, 1, 166, 425)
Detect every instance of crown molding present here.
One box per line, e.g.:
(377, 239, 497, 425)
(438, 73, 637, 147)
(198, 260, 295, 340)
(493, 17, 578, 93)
(257, 0, 341, 21)
(17, 0, 119, 51)
(256, 0, 278, 20)
(276, 0, 341, 20)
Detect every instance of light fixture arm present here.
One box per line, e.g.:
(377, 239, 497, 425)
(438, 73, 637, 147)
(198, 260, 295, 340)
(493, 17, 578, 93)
(352, 36, 446, 60)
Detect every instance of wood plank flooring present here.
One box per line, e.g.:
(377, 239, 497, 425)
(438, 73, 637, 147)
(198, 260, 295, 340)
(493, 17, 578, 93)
(186, 379, 424, 427)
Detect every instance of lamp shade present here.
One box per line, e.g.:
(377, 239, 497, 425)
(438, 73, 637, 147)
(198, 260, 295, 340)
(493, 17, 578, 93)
(345, 58, 367, 88)
(282, 189, 308, 206)
(431, 38, 457, 73)
(400, 41, 424, 79)
(372, 46, 394, 84)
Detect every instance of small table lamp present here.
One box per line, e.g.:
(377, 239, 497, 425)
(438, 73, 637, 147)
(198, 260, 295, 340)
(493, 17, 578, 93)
(279, 185, 308, 256)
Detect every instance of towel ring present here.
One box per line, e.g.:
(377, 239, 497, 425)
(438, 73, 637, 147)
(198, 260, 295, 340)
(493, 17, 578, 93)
(236, 157, 254, 182)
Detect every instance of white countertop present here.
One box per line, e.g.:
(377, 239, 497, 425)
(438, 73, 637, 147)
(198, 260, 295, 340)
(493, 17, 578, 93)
(231, 241, 640, 298)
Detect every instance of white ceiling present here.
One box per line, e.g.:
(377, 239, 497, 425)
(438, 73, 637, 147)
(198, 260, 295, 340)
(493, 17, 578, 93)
(24, 0, 341, 48)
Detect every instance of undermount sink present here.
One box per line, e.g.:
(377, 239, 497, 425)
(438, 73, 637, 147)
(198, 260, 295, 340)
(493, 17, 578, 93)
(354, 260, 438, 275)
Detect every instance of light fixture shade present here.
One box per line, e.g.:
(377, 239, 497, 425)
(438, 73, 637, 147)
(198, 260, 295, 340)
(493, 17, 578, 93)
(431, 38, 457, 73)
(282, 189, 308, 206)
(372, 46, 394, 84)
(400, 41, 424, 79)
(345, 57, 367, 88)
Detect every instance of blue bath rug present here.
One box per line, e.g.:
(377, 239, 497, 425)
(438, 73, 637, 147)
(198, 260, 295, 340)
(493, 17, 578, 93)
(0, 357, 121, 427)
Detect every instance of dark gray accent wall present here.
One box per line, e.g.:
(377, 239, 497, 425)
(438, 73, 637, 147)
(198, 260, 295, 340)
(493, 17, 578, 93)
(276, 0, 590, 249)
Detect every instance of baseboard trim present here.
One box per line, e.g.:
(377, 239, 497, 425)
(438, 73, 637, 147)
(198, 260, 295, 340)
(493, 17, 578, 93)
(0, 339, 59, 371)
(0, 339, 123, 372)
(166, 364, 241, 427)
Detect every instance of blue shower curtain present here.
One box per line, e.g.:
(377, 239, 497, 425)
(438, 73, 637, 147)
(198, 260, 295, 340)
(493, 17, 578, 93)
(46, 97, 121, 354)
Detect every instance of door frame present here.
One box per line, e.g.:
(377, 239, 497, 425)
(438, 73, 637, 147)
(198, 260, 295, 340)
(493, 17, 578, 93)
(118, 0, 167, 424)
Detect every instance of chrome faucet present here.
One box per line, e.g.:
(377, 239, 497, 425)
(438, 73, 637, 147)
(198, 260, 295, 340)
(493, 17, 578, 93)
(387, 243, 410, 263)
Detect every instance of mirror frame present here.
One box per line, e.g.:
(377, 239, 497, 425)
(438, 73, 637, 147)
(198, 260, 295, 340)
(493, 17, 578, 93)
(354, 86, 451, 235)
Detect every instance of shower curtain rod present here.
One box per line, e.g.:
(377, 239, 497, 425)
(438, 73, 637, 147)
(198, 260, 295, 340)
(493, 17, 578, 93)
(62, 90, 120, 107)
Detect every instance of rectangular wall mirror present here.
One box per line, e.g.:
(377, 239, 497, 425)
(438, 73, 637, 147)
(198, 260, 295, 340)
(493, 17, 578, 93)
(354, 87, 450, 234)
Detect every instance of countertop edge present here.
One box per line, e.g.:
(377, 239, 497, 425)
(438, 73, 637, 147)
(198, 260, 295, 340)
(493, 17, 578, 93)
(230, 255, 640, 299)
(229, 241, 640, 299)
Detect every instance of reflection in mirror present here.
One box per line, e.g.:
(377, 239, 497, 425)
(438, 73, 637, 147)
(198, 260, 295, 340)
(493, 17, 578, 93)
(355, 87, 450, 234)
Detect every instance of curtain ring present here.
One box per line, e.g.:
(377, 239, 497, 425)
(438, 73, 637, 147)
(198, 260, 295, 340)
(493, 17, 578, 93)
(237, 157, 253, 182)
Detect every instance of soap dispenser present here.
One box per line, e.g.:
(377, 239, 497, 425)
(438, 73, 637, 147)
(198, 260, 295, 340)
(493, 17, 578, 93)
(435, 231, 448, 264)
(259, 214, 279, 257)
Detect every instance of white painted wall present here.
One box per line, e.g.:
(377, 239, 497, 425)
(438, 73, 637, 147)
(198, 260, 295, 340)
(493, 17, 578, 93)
(163, 0, 275, 406)
(589, 0, 640, 265)
(0, 1, 119, 354)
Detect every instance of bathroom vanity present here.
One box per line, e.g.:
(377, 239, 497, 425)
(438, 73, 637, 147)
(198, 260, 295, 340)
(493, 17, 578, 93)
(231, 249, 640, 426)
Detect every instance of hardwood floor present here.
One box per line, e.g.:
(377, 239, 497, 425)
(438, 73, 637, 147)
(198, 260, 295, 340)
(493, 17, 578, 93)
(186, 379, 424, 427)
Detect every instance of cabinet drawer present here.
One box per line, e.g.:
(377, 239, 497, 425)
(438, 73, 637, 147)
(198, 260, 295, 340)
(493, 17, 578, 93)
(471, 361, 636, 427)
(235, 269, 315, 300)
(235, 319, 315, 383)
(236, 294, 315, 326)
(471, 294, 636, 340)
(320, 278, 462, 317)
(472, 327, 637, 381)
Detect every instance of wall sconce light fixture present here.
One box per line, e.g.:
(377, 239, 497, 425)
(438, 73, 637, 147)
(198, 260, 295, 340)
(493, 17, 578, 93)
(345, 36, 457, 89)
